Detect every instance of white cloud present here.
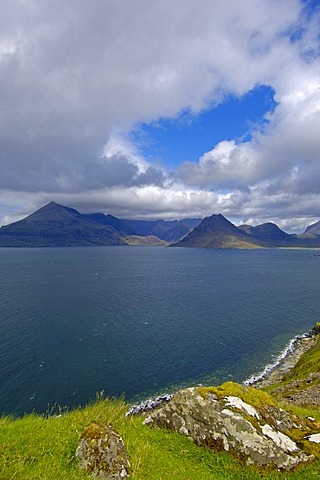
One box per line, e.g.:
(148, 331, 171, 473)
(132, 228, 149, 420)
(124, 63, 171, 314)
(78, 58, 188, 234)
(178, 51, 320, 216)
(178, 140, 261, 188)
(0, 186, 219, 225)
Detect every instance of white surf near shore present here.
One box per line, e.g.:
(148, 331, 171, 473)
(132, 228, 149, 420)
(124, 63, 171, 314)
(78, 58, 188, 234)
(243, 333, 310, 387)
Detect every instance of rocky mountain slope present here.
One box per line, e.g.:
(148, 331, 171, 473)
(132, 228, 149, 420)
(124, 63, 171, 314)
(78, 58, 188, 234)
(171, 213, 261, 249)
(173, 213, 320, 249)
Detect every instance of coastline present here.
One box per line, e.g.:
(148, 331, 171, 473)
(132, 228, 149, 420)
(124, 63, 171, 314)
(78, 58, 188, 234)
(244, 328, 319, 389)
(127, 326, 319, 416)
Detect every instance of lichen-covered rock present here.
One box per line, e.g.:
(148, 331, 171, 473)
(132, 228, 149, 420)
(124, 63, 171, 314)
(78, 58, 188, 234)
(76, 422, 129, 479)
(143, 384, 318, 470)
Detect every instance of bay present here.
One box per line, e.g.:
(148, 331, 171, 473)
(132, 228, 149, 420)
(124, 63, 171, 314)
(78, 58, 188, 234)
(0, 246, 319, 416)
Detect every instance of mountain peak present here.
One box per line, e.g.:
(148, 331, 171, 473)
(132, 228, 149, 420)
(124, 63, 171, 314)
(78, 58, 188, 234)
(199, 213, 240, 234)
(39, 201, 63, 210)
(171, 212, 255, 248)
(25, 201, 82, 221)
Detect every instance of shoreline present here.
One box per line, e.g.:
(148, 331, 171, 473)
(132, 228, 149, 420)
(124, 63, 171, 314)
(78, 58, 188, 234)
(244, 328, 319, 389)
(127, 326, 319, 415)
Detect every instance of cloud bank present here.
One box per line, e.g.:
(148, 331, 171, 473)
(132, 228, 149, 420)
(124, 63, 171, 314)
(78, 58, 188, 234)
(0, 0, 320, 232)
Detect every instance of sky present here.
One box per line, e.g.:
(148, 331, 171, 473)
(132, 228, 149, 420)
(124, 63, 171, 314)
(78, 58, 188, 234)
(0, 0, 320, 233)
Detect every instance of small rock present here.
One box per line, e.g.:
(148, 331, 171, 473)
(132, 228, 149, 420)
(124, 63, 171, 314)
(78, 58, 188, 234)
(76, 422, 130, 479)
(307, 433, 320, 444)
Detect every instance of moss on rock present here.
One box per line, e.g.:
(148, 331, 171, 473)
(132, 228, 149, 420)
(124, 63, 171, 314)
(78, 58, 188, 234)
(143, 386, 314, 470)
(197, 381, 276, 409)
(76, 422, 130, 479)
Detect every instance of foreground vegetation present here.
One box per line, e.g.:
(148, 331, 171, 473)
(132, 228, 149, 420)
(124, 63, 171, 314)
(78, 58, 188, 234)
(1, 331, 319, 479)
(264, 332, 320, 403)
(0, 397, 319, 479)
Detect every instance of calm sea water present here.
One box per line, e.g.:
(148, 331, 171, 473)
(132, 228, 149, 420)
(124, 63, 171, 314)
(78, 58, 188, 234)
(0, 246, 319, 416)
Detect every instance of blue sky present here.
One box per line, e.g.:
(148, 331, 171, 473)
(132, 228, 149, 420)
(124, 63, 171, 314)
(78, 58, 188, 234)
(0, 0, 320, 233)
(131, 86, 277, 168)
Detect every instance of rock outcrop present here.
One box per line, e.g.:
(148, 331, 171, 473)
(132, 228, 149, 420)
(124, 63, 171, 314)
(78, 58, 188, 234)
(143, 383, 319, 470)
(76, 422, 129, 479)
(266, 372, 320, 407)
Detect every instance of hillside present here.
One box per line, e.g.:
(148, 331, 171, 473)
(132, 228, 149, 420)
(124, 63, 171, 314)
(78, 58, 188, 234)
(124, 235, 168, 246)
(302, 220, 320, 237)
(258, 324, 320, 406)
(83, 213, 137, 236)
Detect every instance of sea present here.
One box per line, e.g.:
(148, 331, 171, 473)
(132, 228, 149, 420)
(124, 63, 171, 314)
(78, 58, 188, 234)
(0, 246, 319, 416)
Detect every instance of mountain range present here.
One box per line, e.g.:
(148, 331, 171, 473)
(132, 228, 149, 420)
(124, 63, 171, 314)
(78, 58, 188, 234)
(173, 213, 320, 249)
(0, 202, 201, 247)
(1, 201, 320, 248)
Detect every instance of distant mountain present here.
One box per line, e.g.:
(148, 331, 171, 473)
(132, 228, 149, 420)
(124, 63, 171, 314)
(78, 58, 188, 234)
(239, 222, 295, 247)
(83, 213, 201, 242)
(83, 213, 137, 236)
(173, 214, 320, 249)
(160, 222, 193, 243)
(123, 218, 202, 242)
(172, 214, 261, 249)
(0, 202, 127, 247)
(2, 202, 320, 249)
(0, 202, 200, 247)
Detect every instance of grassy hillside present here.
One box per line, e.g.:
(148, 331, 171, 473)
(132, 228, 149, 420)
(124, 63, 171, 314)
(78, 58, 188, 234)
(1, 334, 319, 479)
(1, 396, 319, 480)
(262, 332, 320, 410)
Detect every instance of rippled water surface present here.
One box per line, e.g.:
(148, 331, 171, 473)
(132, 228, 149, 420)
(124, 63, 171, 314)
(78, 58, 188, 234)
(0, 246, 319, 415)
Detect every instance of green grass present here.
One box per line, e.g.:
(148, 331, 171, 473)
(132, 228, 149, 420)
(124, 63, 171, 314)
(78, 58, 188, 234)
(288, 335, 320, 380)
(279, 402, 320, 421)
(263, 335, 320, 401)
(1, 395, 320, 480)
